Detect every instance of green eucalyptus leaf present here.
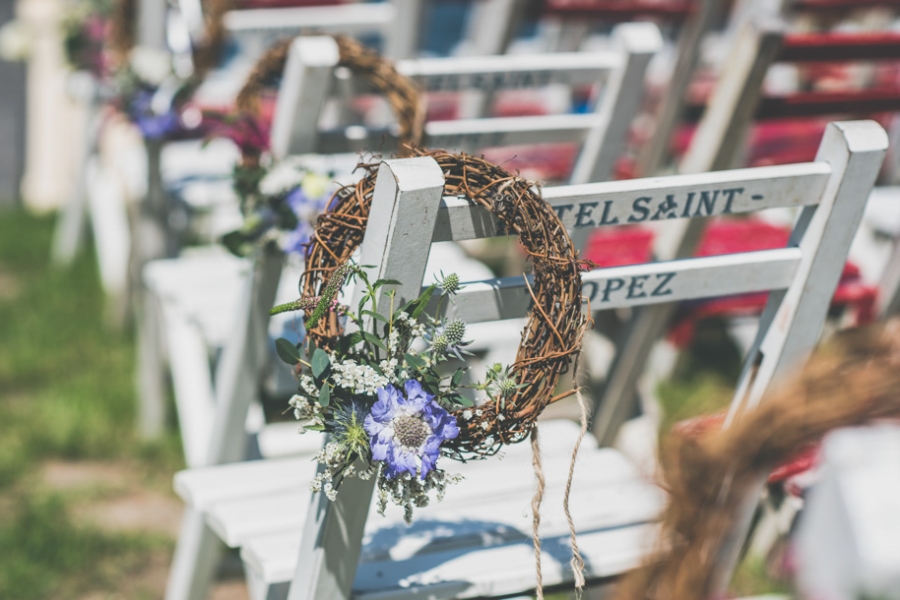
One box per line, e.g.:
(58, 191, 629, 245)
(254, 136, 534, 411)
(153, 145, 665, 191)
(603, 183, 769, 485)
(361, 310, 389, 323)
(451, 368, 465, 387)
(311, 348, 330, 378)
(361, 332, 386, 350)
(454, 395, 474, 407)
(275, 338, 302, 365)
(409, 285, 437, 319)
(345, 332, 364, 347)
(318, 384, 331, 408)
(404, 353, 426, 370)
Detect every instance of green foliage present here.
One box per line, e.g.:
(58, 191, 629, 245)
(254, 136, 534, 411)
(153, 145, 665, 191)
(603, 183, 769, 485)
(0, 493, 163, 599)
(0, 210, 182, 598)
(275, 337, 303, 365)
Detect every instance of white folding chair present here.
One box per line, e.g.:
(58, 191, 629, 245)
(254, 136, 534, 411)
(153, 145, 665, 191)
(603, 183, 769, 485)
(170, 120, 886, 600)
(268, 25, 663, 187)
(158, 24, 663, 596)
(141, 24, 664, 449)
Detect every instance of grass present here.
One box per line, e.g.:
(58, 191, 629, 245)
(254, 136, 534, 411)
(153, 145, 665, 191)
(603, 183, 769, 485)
(0, 209, 183, 599)
(0, 209, 791, 599)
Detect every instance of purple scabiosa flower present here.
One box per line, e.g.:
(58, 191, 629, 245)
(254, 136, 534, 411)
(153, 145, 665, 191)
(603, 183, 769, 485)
(365, 380, 459, 479)
(281, 179, 334, 255)
(128, 88, 181, 140)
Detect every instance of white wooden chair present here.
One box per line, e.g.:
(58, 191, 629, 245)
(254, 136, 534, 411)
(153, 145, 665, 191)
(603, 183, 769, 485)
(169, 120, 887, 600)
(592, 10, 900, 448)
(150, 29, 660, 596)
(269, 24, 662, 185)
(141, 22, 664, 446)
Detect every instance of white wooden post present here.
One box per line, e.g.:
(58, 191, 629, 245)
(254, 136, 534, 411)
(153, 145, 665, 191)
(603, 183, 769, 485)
(176, 0, 206, 45)
(165, 250, 284, 600)
(52, 73, 100, 267)
(138, 0, 169, 49)
(711, 120, 888, 592)
(635, 0, 721, 176)
(465, 0, 528, 56)
(569, 22, 663, 187)
(287, 157, 446, 600)
(384, 0, 421, 59)
(877, 240, 900, 317)
(455, 0, 530, 119)
(270, 37, 341, 161)
(590, 16, 785, 446)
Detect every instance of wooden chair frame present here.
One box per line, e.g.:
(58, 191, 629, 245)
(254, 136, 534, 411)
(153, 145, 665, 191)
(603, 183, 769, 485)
(268, 25, 662, 186)
(171, 120, 885, 600)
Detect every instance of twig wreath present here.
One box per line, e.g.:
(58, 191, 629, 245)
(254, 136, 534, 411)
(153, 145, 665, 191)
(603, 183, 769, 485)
(297, 149, 587, 459)
(613, 320, 900, 600)
(216, 34, 425, 256)
(234, 33, 424, 164)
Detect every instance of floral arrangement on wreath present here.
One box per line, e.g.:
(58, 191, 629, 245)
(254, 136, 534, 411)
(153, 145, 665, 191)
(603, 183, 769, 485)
(213, 32, 424, 258)
(270, 263, 524, 521)
(220, 155, 339, 257)
(269, 149, 587, 523)
(60, 0, 113, 76)
(113, 46, 200, 140)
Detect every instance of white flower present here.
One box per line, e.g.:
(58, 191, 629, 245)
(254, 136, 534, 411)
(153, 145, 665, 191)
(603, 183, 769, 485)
(462, 410, 473, 420)
(331, 359, 388, 395)
(129, 46, 173, 86)
(259, 162, 306, 196)
(0, 20, 32, 61)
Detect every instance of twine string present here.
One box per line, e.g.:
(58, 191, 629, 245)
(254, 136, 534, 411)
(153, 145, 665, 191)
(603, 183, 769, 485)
(564, 388, 589, 596)
(531, 425, 545, 600)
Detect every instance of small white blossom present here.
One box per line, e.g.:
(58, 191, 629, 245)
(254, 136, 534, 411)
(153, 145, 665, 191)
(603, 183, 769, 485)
(259, 162, 306, 196)
(129, 46, 173, 86)
(331, 359, 388, 395)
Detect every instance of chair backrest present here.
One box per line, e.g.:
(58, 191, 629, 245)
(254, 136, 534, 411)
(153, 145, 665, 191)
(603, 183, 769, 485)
(591, 8, 900, 448)
(268, 26, 663, 185)
(286, 120, 887, 600)
(520, 0, 725, 177)
(173, 0, 420, 62)
(194, 27, 658, 465)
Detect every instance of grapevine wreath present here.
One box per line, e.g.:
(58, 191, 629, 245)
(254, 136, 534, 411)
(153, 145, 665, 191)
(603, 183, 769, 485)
(296, 149, 588, 460)
(217, 33, 425, 254)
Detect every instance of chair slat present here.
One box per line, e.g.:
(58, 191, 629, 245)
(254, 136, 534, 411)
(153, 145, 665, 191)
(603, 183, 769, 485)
(224, 4, 396, 34)
(780, 32, 900, 62)
(396, 52, 622, 92)
(207, 441, 646, 548)
(243, 521, 660, 595)
(432, 248, 801, 324)
(434, 161, 832, 242)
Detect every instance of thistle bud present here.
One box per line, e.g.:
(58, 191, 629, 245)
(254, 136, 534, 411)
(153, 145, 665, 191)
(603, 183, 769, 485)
(439, 272, 460, 296)
(444, 319, 466, 345)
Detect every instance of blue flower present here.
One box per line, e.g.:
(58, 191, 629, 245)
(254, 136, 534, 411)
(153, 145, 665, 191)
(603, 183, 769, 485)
(281, 182, 334, 255)
(364, 381, 459, 479)
(128, 88, 180, 140)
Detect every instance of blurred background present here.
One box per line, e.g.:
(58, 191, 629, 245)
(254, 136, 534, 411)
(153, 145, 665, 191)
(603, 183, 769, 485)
(3, 0, 900, 598)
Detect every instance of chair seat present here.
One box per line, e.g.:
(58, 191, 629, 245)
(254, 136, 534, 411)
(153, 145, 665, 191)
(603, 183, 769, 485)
(173, 420, 664, 598)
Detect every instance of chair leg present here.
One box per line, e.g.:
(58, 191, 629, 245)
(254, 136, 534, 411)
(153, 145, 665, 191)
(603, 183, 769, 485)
(165, 508, 223, 600)
(86, 161, 132, 329)
(51, 152, 90, 267)
(137, 290, 168, 439)
(245, 564, 289, 600)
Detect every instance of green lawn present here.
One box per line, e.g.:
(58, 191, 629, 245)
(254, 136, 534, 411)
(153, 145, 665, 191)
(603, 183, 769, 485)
(0, 209, 182, 599)
(0, 209, 788, 599)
